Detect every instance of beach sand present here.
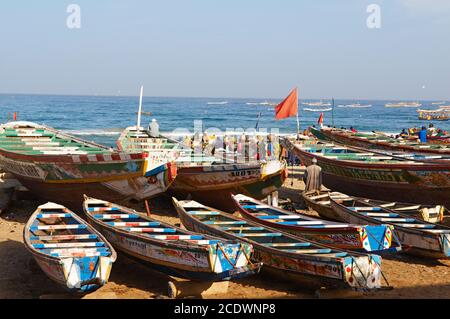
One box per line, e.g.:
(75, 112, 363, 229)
(1, 168, 450, 299)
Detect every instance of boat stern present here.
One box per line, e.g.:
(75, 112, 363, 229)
(342, 254, 383, 290)
(61, 255, 114, 293)
(359, 225, 398, 252)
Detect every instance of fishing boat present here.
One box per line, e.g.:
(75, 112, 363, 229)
(330, 198, 450, 258)
(23, 202, 116, 293)
(173, 198, 386, 290)
(302, 190, 446, 224)
(282, 138, 450, 208)
(302, 101, 332, 107)
(385, 102, 422, 108)
(83, 196, 261, 281)
(337, 104, 372, 108)
(418, 109, 449, 121)
(117, 126, 287, 212)
(232, 194, 397, 252)
(303, 107, 332, 112)
(310, 127, 450, 156)
(0, 121, 176, 208)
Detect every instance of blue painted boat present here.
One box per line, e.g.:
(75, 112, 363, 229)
(83, 196, 261, 281)
(173, 198, 389, 290)
(23, 202, 117, 293)
(233, 194, 399, 253)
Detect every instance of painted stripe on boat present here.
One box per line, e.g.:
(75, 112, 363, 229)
(30, 234, 98, 241)
(373, 218, 416, 222)
(33, 242, 105, 249)
(361, 213, 399, 217)
(284, 249, 333, 254)
(235, 233, 283, 237)
(185, 240, 221, 245)
(187, 211, 221, 216)
(204, 221, 247, 225)
(107, 222, 160, 227)
(242, 205, 271, 209)
(125, 227, 177, 233)
(37, 213, 72, 218)
(94, 214, 140, 220)
(257, 215, 302, 220)
(395, 224, 436, 228)
(30, 224, 87, 231)
(349, 207, 382, 211)
(149, 235, 204, 240)
(221, 227, 265, 231)
(88, 207, 119, 212)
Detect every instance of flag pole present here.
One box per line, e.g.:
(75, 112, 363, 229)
(296, 87, 300, 138)
(137, 85, 144, 132)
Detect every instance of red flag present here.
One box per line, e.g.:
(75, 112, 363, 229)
(318, 113, 324, 125)
(275, 88, 298, 120)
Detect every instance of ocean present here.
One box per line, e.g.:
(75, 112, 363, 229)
(0, 94, 448, 147)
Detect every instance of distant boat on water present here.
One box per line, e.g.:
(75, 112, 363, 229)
(303, 107, 332, 112)
(431, 101, 447, 105)
(207, 101, 228, 105)
(302, 100, 332, 107)
(337, 103, 372, 109)
(246, 100, 276, 106)
(385, 102, 422, 108)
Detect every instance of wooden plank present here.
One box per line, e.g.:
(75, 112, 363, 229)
(284, 249, 332, 254)
(258, 215, 301, 220)
(106, 222, 160, 227)
(94, 214, 140, 220)
(30, 234, 98, 241)
(204, 221, 247, 225)
(125, 227, 177, 233)
(37, 213, 72, 219)
(187, 211, 221, 216)
(263, 242, 311, 248)
(235, 233, 283, 237)
(33, 242, 104, 249)
(373, 218, 416, 223)
(30, 224, 87, 231)
(150, 235, 204, 240)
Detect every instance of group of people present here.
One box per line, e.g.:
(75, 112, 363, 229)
(398, 123, 448, 143)
(181, 132, 281, 161)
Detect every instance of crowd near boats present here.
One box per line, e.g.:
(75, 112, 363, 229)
(1, 92, 450, 298)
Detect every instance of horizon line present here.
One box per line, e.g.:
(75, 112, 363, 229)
(0, 92, 448, 102)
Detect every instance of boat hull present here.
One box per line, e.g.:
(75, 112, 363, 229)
(286, 140, 450, 207)
(174, 201, 383, 290)
(330, 201, 450, 259)
(169, 162, 287, 212)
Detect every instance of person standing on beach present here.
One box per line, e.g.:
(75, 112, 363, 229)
(419, 126, 428, 143)
(303, 158, 322, 192)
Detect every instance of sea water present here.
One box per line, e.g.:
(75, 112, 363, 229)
(0, 94, 448, 147)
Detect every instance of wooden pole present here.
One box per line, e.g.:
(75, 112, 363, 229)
(137, 86, 144, 131)
(144, 199, 151, 217)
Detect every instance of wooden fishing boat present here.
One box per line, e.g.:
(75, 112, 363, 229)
(283, 138, 450, 208)
(0, 122, 176, 209)
(173, 198, 386, 290)
(83, 196, 261, 281)
(311, 127, 450, 156)
(23, 202, 116, 293)
(302, 190, 446, 224)
(117, 126, 287, 211)
(232, 194, 397, 253)
(330, 198, 450, 258)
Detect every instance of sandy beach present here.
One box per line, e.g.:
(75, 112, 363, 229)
(1, 168, 450, 299)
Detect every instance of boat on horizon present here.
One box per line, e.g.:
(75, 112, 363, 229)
(337, 104, 372, 108)
(303, 107, 332, 112)
(385, 102, 422, 108)
(302, 100, 332, 107)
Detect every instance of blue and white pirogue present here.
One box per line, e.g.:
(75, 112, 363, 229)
(24, 202, 117, 293)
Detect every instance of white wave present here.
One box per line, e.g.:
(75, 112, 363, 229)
(63, 129, 121, 136)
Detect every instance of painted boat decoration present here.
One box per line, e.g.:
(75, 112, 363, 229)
(302, 190, 446, 224)
(23, 202, 116, 293)
(173, 198, 386, 290)
(0, 121, 176, 208)
(232, 194, 398, 253)
(311, 127, 450, 156)
(330, 198, 450, 259)
(117, 126, 287, 211)
(282, 138, 450, 208)
(83, 196, 262, 281)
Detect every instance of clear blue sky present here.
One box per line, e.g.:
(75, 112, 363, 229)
(0, 1, 449, 100)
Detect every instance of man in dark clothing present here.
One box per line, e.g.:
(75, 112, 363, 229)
(304, 158, 322, 192)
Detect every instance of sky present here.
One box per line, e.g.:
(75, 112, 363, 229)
(0, 1, 449, 100)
